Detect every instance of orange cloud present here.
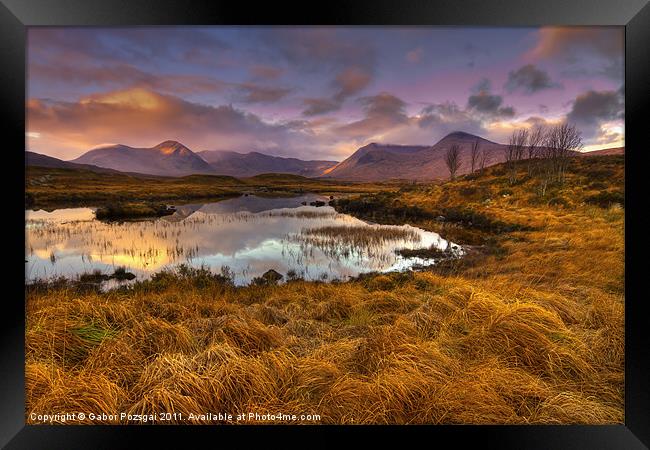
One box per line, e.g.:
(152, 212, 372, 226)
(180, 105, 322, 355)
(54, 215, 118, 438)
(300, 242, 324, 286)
(526, 27, 623, 61)
(26, 88, 301, 159)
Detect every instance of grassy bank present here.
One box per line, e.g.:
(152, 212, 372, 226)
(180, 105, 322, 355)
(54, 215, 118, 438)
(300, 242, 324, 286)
(25, 155, 624, 424)
(25, 166, 387, 209)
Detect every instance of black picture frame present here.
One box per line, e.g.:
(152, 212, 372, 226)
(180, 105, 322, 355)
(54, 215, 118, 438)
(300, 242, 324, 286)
(2, 0, 648, 448)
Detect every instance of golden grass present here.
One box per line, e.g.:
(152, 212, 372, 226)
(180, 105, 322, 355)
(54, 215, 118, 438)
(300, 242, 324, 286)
(25, 156, 624, 424)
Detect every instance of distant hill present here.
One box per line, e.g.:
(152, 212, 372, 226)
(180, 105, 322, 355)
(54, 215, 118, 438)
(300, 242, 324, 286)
(246, 173, 314, 182)
(323, 131, 616, 182)
(324, 132, 506, 181)
(72, 141, 215, 177)
(579, 147, 624, 157)
(198, 150, 337, 178)
(26, 151, 126, 174)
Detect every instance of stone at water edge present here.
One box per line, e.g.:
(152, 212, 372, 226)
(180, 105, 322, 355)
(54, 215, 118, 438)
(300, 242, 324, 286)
(261, 269, 284, 283)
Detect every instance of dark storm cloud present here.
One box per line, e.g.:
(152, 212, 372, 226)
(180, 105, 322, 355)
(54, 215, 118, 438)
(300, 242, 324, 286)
(301, 65, 373, 116)
(416, 102, 485, 136)
(334, 93, 408, 138)
(302, 98, 342, 116)
(467, 92, 516, 118)
(360, 93, 408, 118)
(468, 91, 503, 113)
(566, 89, 624, 137)
(466, 78, 515, 118)
(498, 106, 516, 117)
(505, 64, 562, 94)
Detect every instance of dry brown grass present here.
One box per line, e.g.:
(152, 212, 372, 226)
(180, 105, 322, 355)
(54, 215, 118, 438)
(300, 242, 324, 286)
(25, 156, 624, 424)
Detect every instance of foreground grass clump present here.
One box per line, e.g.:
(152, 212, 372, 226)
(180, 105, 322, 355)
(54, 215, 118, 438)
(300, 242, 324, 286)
(25, 155, 623, 424)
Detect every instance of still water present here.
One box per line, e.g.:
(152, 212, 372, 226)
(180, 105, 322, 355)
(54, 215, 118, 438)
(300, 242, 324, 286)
(25, 194, 462, 286)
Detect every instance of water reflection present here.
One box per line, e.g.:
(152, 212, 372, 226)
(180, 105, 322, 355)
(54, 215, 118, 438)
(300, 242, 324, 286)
(25, 194, 462, 286)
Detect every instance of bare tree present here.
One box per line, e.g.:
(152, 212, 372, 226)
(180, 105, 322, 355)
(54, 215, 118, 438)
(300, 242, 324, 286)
(527, 125, 545, 159)
(536, 135, 553, 197)
(526, 125, 545, 176)
(479, 148, 489, 172)
(515, 128, 529, 161)
(544, 123, 582, 184)
(445, 144, 462, 180)
(505, 129, 528, 185)
(470, 139, 480, 174)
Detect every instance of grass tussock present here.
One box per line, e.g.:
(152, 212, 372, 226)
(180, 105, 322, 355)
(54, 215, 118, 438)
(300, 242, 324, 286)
(26, 155, 623, 424)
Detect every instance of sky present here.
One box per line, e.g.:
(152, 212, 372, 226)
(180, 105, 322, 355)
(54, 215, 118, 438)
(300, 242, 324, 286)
(26, 26, 624, 161)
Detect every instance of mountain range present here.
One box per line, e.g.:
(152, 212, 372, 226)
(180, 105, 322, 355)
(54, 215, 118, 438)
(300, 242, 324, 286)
(26, 151, 128, 174)
(197, 150, 337, 178)
(71, 141, 215, 177)
(26, 132, 623, 181)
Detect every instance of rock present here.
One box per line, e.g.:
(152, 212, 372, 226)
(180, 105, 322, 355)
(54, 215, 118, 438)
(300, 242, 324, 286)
(262, 269, 283, 282)
(252, 269, 284, 286)
(111, 268, 136, 281)
(309, 200, 326, 207)
(435, 215, 446, 222)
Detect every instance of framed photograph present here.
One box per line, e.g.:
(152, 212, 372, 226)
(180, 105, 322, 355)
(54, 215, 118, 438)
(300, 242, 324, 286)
(3, 0, 648, 447)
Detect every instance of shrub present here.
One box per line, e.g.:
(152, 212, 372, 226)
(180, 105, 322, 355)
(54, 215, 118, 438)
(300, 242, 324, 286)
(588, 181, 608, 190)
(440, 207, 532, 233)
(459, 187, 478, 197)
(112, 267, 136, 281)
(585, 191, 625, 208)
(584, 168, 615, 181)
(332, 193, 434, 223)
(547, 196, 571, 208)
